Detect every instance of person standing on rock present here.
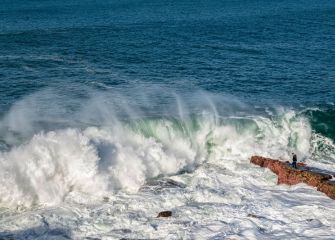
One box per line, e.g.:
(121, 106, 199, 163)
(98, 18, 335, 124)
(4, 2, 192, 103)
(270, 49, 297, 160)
(292, 153, 297, 169)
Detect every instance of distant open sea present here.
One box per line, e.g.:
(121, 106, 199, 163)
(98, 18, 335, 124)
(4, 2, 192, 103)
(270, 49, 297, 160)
(0, 0, 335, 239)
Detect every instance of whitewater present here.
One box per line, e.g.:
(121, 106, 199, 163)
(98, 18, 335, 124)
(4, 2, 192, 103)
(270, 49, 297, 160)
(0, 90, 334, 239)
(1, 0, 335, 238)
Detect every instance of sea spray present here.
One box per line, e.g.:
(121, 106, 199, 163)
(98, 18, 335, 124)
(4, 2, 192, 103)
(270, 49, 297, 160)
(1, 107, 330, 208)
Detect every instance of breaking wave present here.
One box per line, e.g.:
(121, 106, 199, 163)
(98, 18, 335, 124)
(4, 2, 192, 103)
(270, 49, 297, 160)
(0, 90, 334, 208)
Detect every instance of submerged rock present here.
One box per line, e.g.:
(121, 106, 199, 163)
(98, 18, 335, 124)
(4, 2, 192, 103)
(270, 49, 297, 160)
(140, 178, 186, 194)
(247, 214, 264, 219)
(157, 211, 172, 218)
(251, 156, 335, 200)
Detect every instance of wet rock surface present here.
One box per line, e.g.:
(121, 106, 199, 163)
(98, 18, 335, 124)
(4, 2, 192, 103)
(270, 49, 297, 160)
(251, 156, 335, 200)
(157, 211, 172, 218)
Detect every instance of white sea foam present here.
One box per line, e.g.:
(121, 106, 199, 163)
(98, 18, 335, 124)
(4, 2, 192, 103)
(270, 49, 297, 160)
(0, 92, 334, 239)
(0, 107, 329, 209)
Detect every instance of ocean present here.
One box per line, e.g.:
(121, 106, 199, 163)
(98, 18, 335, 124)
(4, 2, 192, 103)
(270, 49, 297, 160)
(0, 0, 335, 239)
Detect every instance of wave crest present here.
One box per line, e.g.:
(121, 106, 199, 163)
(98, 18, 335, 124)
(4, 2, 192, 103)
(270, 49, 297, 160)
(1, 109, 332, 208)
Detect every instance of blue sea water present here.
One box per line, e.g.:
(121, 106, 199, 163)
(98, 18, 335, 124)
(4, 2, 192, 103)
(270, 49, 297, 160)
(1, 0, 335, 137)
(1, 0, 335, 105)
(0, 1, 335, 239)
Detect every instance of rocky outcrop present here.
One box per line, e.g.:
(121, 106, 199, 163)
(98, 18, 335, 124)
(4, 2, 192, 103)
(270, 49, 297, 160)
(157, 211, 172, 218)
(251, 156, 335, 200)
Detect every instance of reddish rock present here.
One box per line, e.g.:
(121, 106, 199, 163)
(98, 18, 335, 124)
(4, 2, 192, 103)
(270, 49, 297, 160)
(297, 162, 307, 167)
(251, 156, 335, 200)
(157, 211, 172, 218)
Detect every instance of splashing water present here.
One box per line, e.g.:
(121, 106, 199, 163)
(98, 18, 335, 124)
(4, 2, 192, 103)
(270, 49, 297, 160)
(1, 103, 332, 208)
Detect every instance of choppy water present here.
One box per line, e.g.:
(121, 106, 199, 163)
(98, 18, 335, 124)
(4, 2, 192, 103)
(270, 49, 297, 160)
(0, 0, 335, 239)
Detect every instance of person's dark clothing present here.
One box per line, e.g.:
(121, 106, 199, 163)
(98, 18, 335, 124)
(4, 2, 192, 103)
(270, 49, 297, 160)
(292, 154, 297, 169)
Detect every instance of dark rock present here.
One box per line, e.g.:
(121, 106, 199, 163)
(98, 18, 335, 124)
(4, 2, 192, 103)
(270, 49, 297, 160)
(157, 211, 172, 218)
(247, 214, 264, 219)
(251, 156, 335, 200)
